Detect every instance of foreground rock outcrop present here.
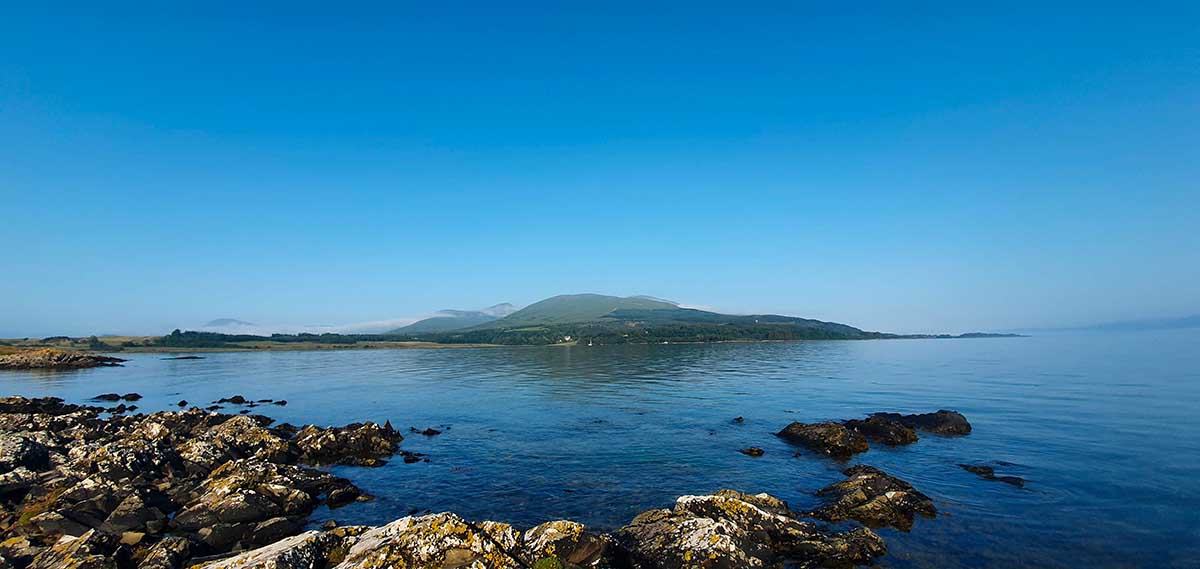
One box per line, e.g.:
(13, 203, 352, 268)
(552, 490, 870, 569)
(204, 489, 885, 569)
(0, 349, 126, 370)
(0, 396, 403, 567)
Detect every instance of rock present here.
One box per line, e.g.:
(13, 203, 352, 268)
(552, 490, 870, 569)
(0, 536, 41, 566)
(216, 396, 248, 405)
(775, 421, 869, 458)
(0, 434, 52, 473)
(811, 465, 936, 531)
(843, 415, 919, 446)
(336, 513, 523, 568)
(176, 400, 187, 407)
(731, 416, 745, 424)
(872, 410, 971, 435)
(321, 519, 338, 530)
(177, 415, 292, 472)
(739, 447, 764, 457)
(293, 421, 403, 467)
(959, 464, 1025, 487)
(135, 536, 192, 569)
(522, 520, 608, 567)
(92, 394, 122, 402)
(273, 400, 287, 406)
(411, 427, 442, 436)
(172, 458, 364, 545)
(162, 356, 204, 360)
(0, 350, 125, 370)
(614, 489, 886, 568)
(198, 530, 350, 569)
(27, 529, 125, 569)
(99, 492, 166, 534)
(122, 394, 142, 402)
(119, 531, 144, 545)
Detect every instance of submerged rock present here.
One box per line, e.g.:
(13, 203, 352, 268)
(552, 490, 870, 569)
(871, 410, 971, 435)
(960, 464, 1025, 487)
(776, 421, 869, 458)
(739, 447, 765, 457)
(0, 349, 126, 370)
(811, 465, 936, 531)
(843, 415, 919, 446)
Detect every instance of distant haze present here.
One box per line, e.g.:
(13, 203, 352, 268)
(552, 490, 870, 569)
(1, 4, 1197, 338)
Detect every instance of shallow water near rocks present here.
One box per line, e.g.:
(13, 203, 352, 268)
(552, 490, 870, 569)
(3, 330, 1198, 568)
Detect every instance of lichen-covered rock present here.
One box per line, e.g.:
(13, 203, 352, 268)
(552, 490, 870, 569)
(135, 536, 193, 569)
(811, 465, 936, 531)
(521, 520, 608, 568)
(293, 421, 403, 467)
(334, 513, 522, 568)
(871, 410, 971, 435)
(172, 458, 363, 550)
(177, 415, 292, 473)
(775, 422, 869, 458)
(27, 529, 125, 569)
(199, 528, 365, 569)
(614, 489, 885, 568)
(842, 416, 918, 446)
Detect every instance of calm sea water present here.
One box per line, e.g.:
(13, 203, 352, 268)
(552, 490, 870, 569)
(3, 331, 1198, 568)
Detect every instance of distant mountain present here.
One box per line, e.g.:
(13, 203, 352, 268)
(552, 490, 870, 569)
(204, 318, 256, 327)
(390, 303, 519, 334)
(1029, 315, 1200, 333)
(475, 294, 680, 329)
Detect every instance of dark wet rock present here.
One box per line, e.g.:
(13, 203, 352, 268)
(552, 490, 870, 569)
(0, 350, 125, 371)
(205, 405, 222, 411)
(614, 489, 886, 568)
(400, 451, 425, 464)
(294, 421, 404, 467)
(93, 394, 122, 402)
(176, 400, 187, 407)
(811, 465, 936, 531)
(0, 396, 102, 417)
(99, 491, 168, 534)
(256, 399, 273, 403)
(776, 421, 869, 458)
(732, 416, 745, 424)
(215, 395, 248, 405)
(960, 464, 1025, 487)
(872, 410, 971, 435)
(321, 519, 338, 530)
(843, 415, 919, 446)
(739, 447, 764, 457)
(273, 400, 287, 406)
(122, 394, 142, 402)
(162, 355, 204, 360)
(410, 427, 441, 437)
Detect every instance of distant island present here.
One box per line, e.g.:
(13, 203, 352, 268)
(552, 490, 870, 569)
(0, 294, 1020, 354)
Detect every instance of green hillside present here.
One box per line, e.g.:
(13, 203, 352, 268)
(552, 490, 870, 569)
(392, 311, 498, 333)
(476, 294, 678, 328)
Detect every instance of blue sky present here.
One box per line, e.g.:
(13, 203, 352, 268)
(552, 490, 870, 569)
(2, 2, 1197, 337)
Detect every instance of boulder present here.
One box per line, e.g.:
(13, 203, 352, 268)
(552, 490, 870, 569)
(333, 513, 523, 568)
(27, 529, 125, 569)
(198, 530, 353, 569)
(775, 422, 869, 458)
(135, 536, 193, 569)
(0, 434, 51, 473)
(0, 350, 125, 370)
(614, 489, 886, 568)
(293, 421, 404, 467)
(843, 416, 918, 446)
(811, 465, 936, 531)
(871, 410, 971, 435)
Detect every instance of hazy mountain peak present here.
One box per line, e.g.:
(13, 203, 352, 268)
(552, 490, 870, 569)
(204, 318, 256, 327)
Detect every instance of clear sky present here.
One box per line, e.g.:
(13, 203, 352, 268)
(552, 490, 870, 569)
(2, 2, 1197, 337)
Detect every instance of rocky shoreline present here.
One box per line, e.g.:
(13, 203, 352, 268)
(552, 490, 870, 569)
(0, 396, 981, 568)
(0, 350, 126, 371)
